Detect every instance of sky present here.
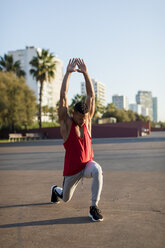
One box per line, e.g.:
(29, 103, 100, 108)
(1, 0, 165, 121)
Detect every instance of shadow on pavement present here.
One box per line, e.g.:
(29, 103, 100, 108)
(0, 202, 52, 209)
(0, 216, 91, 228)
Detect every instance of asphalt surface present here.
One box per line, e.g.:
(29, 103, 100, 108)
(0, 132, 165, 248)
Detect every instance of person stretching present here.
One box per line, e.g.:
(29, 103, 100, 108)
(51, 58, 103, 222)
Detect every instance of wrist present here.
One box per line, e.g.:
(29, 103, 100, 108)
(83, 71, 88, 76)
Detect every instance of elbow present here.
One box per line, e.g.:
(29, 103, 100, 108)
(91, 92, 95, 99)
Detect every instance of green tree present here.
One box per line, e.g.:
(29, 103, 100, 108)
(48, 106, 58, 122)
(115, 109, 130, 122)
(157, 121, 165, 128)
(42, 105, 49, 115)
(102, 103, 117, 119)
(0, 54, 25, 77)
(106, 103, 116, 112)
(29, 49, 56, 128)
(0, 72, 36, 131)
(135, 113, 150, 122)
(103, 106, 133, 122)
(127, 110, 136, 121)
(102, 103, 152, 123)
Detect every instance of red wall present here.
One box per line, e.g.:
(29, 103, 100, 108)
(92, 126, 139, 138)
(28, 126, 61, 139)
(28, 121, 149, 139)
(0, 121, 152, 139)
(151, 128, 165, 131)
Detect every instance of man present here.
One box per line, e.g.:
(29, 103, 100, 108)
(51, 58, 103, 222)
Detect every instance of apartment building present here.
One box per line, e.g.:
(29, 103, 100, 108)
(81, 79, 106, 106)
(112, 94, 129, 110)
(8, 46, 63, 108)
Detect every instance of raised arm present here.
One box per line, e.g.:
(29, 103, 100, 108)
(58, 58, 77, 121)
(76, 58, 95, 118)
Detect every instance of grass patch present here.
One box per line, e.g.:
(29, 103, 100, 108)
(0, 139, 9, 143)
(27, 122, 60, 129)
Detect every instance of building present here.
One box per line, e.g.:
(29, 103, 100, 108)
(129, 103, 142, 114)
(152, 97, 158, 122)
(8, 46, 63, 108)
(81, 79, 106, 106)
(136, 91, 153, 120)
(141, 107, 149, 117)
(112, 94, 129, 110)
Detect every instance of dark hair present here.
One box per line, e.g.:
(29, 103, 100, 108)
(74, 101, 88, 114)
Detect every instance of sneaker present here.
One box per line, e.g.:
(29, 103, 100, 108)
(51, 185, 60, 204)
(88, 206, 103, 222)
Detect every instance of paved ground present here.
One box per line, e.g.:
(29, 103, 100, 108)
(0, 132, 165, 248)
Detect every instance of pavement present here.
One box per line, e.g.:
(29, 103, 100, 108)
(0, 132, 165, 248)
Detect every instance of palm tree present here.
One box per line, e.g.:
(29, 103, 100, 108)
(29, 49, 56, 128)
(0, 54, 25, 77)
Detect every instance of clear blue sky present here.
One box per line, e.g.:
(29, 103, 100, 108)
(1, 0, 165, 121)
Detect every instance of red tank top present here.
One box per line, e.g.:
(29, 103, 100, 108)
(63, 121, 94, 176)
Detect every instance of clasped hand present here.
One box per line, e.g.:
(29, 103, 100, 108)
(67, 58, 87, 74)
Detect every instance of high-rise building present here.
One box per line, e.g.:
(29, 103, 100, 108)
(152, 97, 158, 122)
(112, 94, 129, 110)
(8, 46, 63, 108)
(81, 79, 106, 106)
(136, 91, 153, 120)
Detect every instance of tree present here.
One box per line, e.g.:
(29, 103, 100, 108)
(115, 109, 130, 122)
(42, 105, 49, 115)
(103, 106, 134, 122)
(135, 113, 150, 122)
(127, 110, 136, 121)
(29, 49, 56, 128)
(106, 103, 116, 112)
(0, 72, 36, 131)
(0, 54, 25, 77)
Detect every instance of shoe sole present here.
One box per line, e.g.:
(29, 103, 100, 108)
(51, 185, 60, 204)
(88, 213, 103, 222)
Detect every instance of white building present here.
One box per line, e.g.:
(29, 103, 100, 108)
(129, 103, 149, 117)
(112, 94, 129, 110)
(81, 79, 106, 106)
(136, 91, 153, 120)
(8, 46, 63, 108)
(141, 107, 149, 117)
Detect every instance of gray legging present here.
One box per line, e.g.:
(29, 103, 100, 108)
(57, 161, 103, 207)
